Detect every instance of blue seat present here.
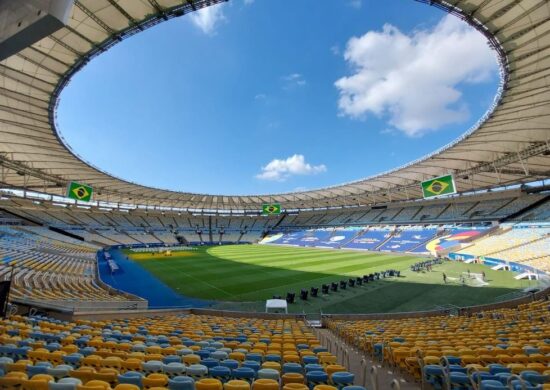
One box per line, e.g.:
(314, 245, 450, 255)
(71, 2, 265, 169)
(117, 371, 143, 387)
(283, 363, 303, 374)
(480, 379, 508, 390)
(187, 364, 208, 380)
(142, 360, 163, 374)
(210, 366, 232, 383)
(520, 371, 550, 385)
(305, 364, 324, 373)
(221, 359, 239, 371)
(307, 371, 328, 388)
(163, 362, 186, 378)
(48, 378, 82, 390)
(488, 364, 510, 375)
(196, 350, 211, 360)
(449, 371, 470, 388)
(265, 355, 281, 363)
(302, 356, 319, 365)
(201, 358, 219, 369)
(445, 356, 461, 365)
(164, 355, 182, 364)
(495, 372, 513, 385)
(257, 368, 279, 382)
(210, 351, 228, 361)
(423, 365, 445, 389)
(79, 347, 96, 356)
(28, 363, 53, 377)
(47, 364, 73, 379)
(448, 365, 467, 374)
(472, 372, 499, 385)
(331, 372, 354, 389)
(0, 357, 13, 372)
(233, 367, 256, 383)
(45, 343, 62, 352)
(242, 361, 260, 372)
(246, 353, 263, 363)
(168, 375, 195, 390)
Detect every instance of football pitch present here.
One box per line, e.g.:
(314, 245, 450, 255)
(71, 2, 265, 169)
(125, 244, 536, 314)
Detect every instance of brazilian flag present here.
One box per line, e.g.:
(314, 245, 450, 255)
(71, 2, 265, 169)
(67, 181, 93, 202)
(421, 174, 456, 199)
(262, 203, 281, 215)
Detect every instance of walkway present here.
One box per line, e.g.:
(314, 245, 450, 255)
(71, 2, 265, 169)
(315, 328, 421, 390)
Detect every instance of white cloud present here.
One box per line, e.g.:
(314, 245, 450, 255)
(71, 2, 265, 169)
(256, 154, 327, 181)
(334, 14, 498, 136)
(330, 45, 340, 56)
(348, 0, 362, 9)
(244, 0, 254, 4)
(189, 3, 226, 35)
(254, 93, 266, 101)
(282, 73, 306, 89)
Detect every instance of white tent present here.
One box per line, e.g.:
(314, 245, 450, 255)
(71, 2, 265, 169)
(265, 299, 288, 314)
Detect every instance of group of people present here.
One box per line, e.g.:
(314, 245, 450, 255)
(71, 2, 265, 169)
(410, 257, 444, 272)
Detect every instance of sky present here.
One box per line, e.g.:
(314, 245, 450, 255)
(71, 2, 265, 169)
(57, 0, 500, 196)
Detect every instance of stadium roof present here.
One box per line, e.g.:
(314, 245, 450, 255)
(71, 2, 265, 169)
(1, 0, 549, 211)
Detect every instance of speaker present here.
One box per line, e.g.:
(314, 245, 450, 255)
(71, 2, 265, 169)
(300, 289, 308, 301)
(331, 282, 338, 292)
(321, 284, 329, 294)
(339, 280, 347, 289)
(310, 287, 319, 297)
(286, 292, 295, 304)
(348, 278, 355, 287)
(356, 277, 363, 286)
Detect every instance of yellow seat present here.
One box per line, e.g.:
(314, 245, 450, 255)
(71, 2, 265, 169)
(281, 373, 304, 385)
(114, 386, 140, 390)
(261, 362, 281, 372)
(78, 380, 111, 390)
(283, 355, 300, 364)
(182, 355, 201, 366)
(142, 374, 168, 389)
(252, 379, 279, 390)
(22, 374, 54, 390)
(0, 371, 29, 389)
(229, 352, 246, 362)
(91, 369, 118, 387)
(507, 363, 526, 374)
(283, 384, 309, 390)
(8, 360, 33, 373)
(121, 358, 142, 372)
(70, 367, 96, 384)
(325, 365, 346, 378)
(224, 380, 251, 390)
(196, 378, 223, 390)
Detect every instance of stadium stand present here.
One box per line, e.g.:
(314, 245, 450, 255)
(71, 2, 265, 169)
(456, 224, 550, 257)
(0, 225, 144, 310)
(377, 227, 439, 253)
(455, 224, 550, 272)
(327, 295, 550, 389)
(0, 313, 351, 390)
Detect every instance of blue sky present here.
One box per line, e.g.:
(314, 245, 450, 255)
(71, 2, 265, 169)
(57, 0, 500, 195)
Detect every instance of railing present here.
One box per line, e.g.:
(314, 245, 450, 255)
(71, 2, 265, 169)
(12, 296, 148, 313)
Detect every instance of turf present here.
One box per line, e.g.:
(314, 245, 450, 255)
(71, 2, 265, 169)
(124, 244, 536, 314)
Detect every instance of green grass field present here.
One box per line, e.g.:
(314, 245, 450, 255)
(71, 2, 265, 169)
(125, 245, 536, 314)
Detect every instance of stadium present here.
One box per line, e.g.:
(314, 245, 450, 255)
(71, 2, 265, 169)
(0, 0, 549, 389)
